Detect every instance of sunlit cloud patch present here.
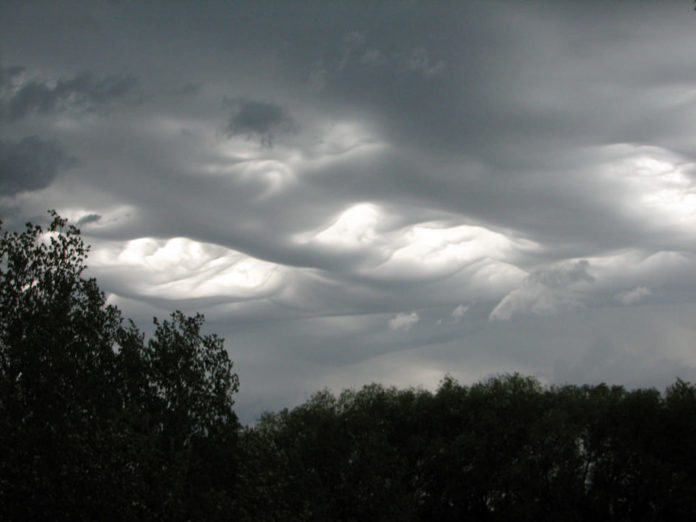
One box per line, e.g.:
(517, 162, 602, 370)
(601, 144, 696, 232)
(92, 237, 283, 301)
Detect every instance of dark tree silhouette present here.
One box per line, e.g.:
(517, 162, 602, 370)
(236, 375, 696, 521)
(0, 212, 239, 520)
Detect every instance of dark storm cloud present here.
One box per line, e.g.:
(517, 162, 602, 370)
(0, 67, 137, 121)
(286, 2, 696, 177)
(223, 98, 297, 147)
(0, 136, 75, 195)
(2, 1, 695, 423)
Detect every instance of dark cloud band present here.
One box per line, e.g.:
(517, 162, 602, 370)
(1, 68, 137, 121)
(0, 136, 75, 196)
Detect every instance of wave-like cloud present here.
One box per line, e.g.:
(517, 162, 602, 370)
(91, 237, 284, 302)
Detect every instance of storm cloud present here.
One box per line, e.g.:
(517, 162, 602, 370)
(2, 1, 695, 423)
(224, 98, 297, 147)
(1, 136, 75, 195)
(1, 67, 137, 121)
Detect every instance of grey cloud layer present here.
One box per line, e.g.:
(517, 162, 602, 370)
(1, 67, 137, 121)
(0, 136, 75, 195)
(2, 1, 695, 422)
(224, 98, 297, 147)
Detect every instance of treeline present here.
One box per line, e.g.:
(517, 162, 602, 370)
(237, 375, 696, 521)
(2, 214, 695, 521)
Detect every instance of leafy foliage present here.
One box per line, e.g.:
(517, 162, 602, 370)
(0, 212, 239, 520)
(237, 375, 696, 521)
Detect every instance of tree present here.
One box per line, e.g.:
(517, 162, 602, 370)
(0, 212, 239, 520)
(236, 373, 696, 521)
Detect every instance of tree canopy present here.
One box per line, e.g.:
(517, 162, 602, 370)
(0, 212, 239, 520)
(236, 375, 696, 521)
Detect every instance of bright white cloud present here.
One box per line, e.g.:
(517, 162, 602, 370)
(313, 203, 380, 248)
(601, 144, 696, 232)
(300, 203, 536, 303)
(397, 223, 509, 262)
(92, 237, 283, 300)
(385, 223, 515, 274)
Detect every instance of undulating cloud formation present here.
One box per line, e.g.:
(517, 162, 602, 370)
(2, 1, 695, 422)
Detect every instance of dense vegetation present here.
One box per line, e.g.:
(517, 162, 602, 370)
(2, 213, 695, 520)
(239, 377, 696, 521)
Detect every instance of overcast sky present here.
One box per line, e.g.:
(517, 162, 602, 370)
(2, 1, 696, 423)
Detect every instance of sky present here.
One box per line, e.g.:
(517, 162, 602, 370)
(2, 1, 696, 423)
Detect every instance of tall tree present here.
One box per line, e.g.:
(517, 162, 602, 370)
(0, 212, 239, 520)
